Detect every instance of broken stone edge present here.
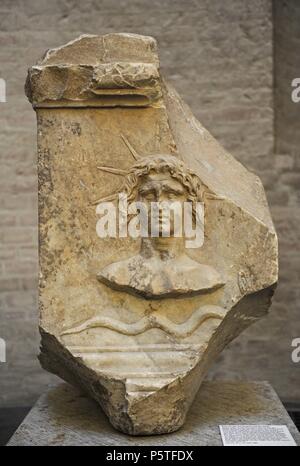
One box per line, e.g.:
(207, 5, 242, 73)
(25, 34, 162, 107)
(39, 285, 276, 435)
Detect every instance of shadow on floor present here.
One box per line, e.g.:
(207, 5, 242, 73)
(0, 407, 31, 446)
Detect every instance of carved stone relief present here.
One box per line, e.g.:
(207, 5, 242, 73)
(26, 33, 278, 435)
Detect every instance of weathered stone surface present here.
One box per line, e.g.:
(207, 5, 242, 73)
(25, 34, 161, 107)
(8, 381, 300, 446)
(26, 33, 278, 435)
(6, 0, 297, 411)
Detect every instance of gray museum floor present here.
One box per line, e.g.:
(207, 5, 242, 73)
(3, 381, 300, 446)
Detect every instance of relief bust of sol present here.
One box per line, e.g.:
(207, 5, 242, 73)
(26, 33, 278, 436)
(97, 151, 224, 299)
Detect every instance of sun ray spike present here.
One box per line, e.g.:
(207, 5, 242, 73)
(91, 193, 118, 205)
(97, 166, 128, 176)
(120, 134, 141, 160)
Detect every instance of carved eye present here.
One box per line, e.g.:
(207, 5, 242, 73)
(143, 192, 156, 201)
(166, 192, 177, 200)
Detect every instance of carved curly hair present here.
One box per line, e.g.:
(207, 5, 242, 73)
(122, 154, 204, 206)
(113, 154, 205, 226)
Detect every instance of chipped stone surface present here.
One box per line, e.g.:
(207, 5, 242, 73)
(7, 0, 298, 411)
(25, 33, 278, 435)
(26, 34, 162, 107)
(7, 381, 300, 446)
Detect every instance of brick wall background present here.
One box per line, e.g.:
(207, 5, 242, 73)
(0, 0, 299, 407)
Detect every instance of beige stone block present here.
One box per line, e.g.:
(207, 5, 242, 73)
(26, 33, 278, 435)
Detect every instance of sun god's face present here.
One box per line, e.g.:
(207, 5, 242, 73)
(137, 171, 187, 236)
(138, 171, 187, 202)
